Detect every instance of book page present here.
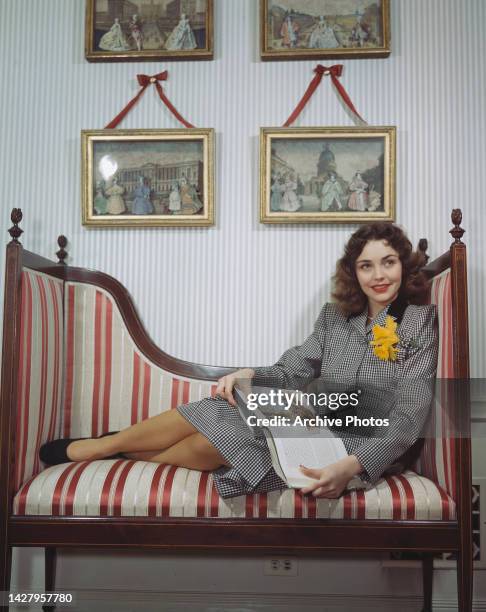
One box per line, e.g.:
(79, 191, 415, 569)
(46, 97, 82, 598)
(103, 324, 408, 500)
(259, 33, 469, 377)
(270, 429, 347, 487)
(234, 384, 370, 491)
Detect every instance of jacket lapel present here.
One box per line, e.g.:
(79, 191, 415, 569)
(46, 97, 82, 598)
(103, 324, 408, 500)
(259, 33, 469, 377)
(348, 293, 409, 337)
(348, 310, 368, 336)
(386, 292, 408, 324)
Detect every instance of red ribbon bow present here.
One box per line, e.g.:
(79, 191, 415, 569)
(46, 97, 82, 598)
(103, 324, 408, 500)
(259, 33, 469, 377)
(284, 63, 366, 127)
(106, 71, 194, 129)
(314, 64, 343, 78)
(137, 71, 168, 87)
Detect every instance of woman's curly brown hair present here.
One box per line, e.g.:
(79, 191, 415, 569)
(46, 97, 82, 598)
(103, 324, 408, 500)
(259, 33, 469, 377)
(331, 222, 430, 317)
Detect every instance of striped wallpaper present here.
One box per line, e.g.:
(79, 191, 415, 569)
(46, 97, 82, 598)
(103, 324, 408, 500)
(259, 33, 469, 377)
(0, 0, 484, 376)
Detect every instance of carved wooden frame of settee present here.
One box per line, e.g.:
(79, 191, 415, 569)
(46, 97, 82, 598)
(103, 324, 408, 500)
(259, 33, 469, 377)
(0, 209, 472, 611)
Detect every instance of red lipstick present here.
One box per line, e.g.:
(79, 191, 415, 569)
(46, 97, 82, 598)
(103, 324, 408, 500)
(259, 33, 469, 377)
(372, 285, 390, 293)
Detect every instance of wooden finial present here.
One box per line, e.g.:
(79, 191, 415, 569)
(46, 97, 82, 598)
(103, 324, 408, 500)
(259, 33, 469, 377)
(418, 238, 429, 264)
(8, 208, 23, 243)
(450, 209, 465, 244)
(56, 235, 68, 265)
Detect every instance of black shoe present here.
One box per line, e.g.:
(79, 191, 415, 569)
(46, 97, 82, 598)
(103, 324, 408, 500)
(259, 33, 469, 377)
(39, 432, 125, 466)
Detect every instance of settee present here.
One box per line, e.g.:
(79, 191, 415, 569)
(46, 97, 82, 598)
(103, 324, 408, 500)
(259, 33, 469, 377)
(0, 209, 472, 611)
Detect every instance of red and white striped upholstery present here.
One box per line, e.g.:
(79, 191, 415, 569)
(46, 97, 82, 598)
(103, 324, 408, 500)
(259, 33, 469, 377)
(13, 276, 457, 519)
(14, 269, 64, 491)
(62, 282, 216, 438)
(13, 463, 455, 520)
(413, 269, 456, 499)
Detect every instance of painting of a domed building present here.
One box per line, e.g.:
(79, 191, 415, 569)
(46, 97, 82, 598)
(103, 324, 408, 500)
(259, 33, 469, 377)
(261, 127, 396, 223)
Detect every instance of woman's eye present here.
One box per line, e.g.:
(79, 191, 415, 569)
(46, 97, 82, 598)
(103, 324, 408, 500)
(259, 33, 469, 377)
(359, 259, 397, 271)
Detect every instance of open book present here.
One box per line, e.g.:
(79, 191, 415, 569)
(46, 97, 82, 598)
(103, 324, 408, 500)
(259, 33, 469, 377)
(234, 384, 370, 491)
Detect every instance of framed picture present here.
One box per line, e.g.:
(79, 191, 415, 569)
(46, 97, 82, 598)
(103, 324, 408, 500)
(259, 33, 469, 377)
(85, 0, 213, 62)
(260, 126, 396, 224)
(82, 129, 214, 227)
(260, 0, 390, 60)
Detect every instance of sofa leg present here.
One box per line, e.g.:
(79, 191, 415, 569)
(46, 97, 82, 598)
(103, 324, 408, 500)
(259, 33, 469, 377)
(457, 541, 473, 612)
(42, 547, 57, 612)
(0, 544, 12, 612)
(421, 553, 433, 612)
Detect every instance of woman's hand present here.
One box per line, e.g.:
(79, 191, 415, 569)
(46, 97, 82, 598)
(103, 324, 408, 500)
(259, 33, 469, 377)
(298, 455, 363, 498)
(215, 368, 255, 406)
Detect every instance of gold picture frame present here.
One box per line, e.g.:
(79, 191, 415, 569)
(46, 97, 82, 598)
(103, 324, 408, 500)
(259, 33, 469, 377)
(260, 126, 396, 224)
(82, 129, 215, 227)
(260, 0, 391, 61)
(85, 0, 213, 62)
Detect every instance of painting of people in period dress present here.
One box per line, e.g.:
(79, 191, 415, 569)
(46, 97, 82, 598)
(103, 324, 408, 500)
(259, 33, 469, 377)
(82, 130, 214, 227)
(86, 0, 213, 61)
(261, 0, 390, 60)
(260, 128, 395, 223)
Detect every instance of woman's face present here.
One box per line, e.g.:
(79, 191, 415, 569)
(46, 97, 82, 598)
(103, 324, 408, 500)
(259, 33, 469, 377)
(355, 239, 402, 311)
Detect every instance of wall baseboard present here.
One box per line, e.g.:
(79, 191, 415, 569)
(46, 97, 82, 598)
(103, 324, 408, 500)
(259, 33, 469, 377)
(8, 589, 486, 612)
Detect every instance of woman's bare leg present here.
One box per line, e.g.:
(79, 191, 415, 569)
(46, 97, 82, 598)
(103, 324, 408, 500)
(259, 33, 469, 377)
(124, 432, 231, 470)
(67, 410, 199, 461)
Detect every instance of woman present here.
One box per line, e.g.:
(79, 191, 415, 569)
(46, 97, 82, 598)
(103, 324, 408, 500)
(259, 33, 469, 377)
(39, 223, 438, 500)
(99, 18, 130, 52)
(280, 175, 300, 212)
(308, 16, 340, 49)
(132, 176, 153, 215)
(105, 177, 126, 215)
(165, 13, 197, 50)
(348, 172, 369, 211)
(93, 182, 108, 215)
(179, 177, 203, 214)
(270, 173, 284, 211)
(168, 181, 182, 213)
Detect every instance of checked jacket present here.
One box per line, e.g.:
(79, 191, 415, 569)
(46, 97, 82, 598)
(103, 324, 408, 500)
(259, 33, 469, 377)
(252, 297, 439, 485)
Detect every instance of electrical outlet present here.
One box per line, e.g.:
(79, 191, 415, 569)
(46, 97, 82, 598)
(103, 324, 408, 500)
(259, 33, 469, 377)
(264, 557, 298, 576)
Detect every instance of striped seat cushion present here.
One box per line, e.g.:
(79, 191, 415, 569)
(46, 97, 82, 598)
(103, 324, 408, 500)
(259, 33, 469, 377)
(13, 462, 455, 521)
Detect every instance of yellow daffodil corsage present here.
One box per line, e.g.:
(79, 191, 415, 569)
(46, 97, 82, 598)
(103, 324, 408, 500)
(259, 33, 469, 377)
(370, 315, 400, 361)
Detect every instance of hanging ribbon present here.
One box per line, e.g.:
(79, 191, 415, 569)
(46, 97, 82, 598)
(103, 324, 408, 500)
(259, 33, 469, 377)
(105, 71, 195, 129)
(284, 64, 367, 127)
